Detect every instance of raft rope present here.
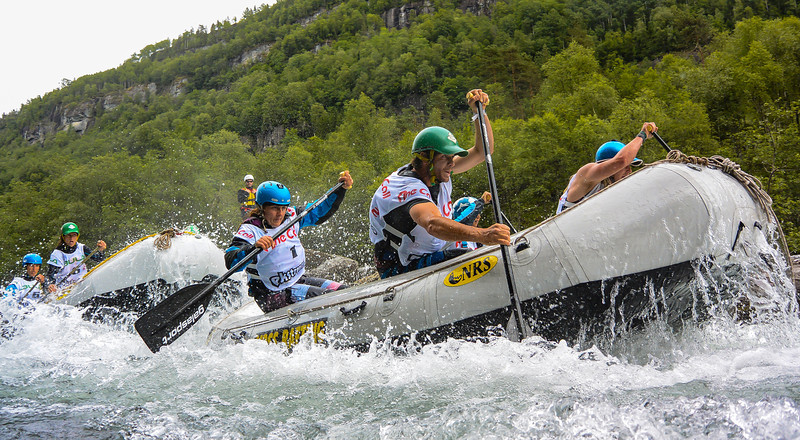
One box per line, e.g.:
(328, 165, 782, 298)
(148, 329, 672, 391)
(154, 228, 177, 250)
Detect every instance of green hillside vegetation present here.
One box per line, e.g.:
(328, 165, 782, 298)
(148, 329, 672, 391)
(0, 0, 799, 274)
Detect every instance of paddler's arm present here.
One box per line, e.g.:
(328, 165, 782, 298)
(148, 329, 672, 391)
(224, 237, 256, 272)
(409, 201, 510, 246)
(567, 122, 656, 202)
(45, 263, 60, 293)
(237, 188, 249, 204)
(299, 171, 353, 229)
(224, 235, 277, 271)
(88, 240, 106, 261)
(453, 89, 493, 174)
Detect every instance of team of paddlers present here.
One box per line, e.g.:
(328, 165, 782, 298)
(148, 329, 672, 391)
(2, 88, 658, 315)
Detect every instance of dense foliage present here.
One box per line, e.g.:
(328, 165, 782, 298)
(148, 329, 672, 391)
(0, 0, 799, 275)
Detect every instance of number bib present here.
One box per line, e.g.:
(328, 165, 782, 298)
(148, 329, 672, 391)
(234, 207, 305, 291)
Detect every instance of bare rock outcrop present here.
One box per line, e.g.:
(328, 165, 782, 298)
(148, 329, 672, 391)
(382, 0, 494, 29)
(305, 249, 374, 285)
(382, 1, 434, 29)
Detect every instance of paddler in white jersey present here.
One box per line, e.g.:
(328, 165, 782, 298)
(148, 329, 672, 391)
(369, 88, 511, 279)
(46, 222, 107, 293)
(556, 122, 658, 214)
(2, 253, 47, 308)
(224, 172, 354, 314)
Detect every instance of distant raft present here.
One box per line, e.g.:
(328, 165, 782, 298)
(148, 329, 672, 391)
(52, 228, 234, 318)
(208, 158, 795, 351)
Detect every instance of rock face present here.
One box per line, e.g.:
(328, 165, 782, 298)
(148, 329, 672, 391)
(460, 0, 494, 16)
(24, 82, 166, 145)
(22, 0, 497, 146)
(793, 255, 799, 293)
(61, 101, 95, 134)
(381, 0, 494, 29)
(305, 249, 375, 285)
(236, 43, 272, 66)
(382, 1, 435, 29)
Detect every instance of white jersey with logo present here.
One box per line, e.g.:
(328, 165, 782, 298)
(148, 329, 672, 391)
(3, 277, 44, 306)
(234, 207, 306, 292)
(48, 243, 89, 286)
(369, 166, 453, 266)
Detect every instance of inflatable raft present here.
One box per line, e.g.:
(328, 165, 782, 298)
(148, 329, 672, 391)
(207, 158, 794, 350)
(53, 228, 235, 318)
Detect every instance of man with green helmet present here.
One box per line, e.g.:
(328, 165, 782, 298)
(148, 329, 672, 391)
(369, 89, 511, 278)
(46, 222, 107, 292)
(556, 122, 658, 214)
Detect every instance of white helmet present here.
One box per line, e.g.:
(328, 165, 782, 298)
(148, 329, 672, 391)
(244, 174, 254, 182)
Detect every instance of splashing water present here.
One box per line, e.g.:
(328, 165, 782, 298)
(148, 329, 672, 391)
(2, 232, 800, 439)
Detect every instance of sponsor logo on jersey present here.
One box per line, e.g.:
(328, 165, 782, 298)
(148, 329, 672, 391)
(398, 189, 418, 203)
(442, 200, 452, 217)
(268, 262, 304, 288)
(444, 255, 498, 287)
(380, 180, 392, 199)
(236, 229, 255, 240)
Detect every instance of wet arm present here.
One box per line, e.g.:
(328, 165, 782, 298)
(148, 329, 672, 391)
(299, 185, 347, 229)
(224, 237, 258, 271)
(409, 201, 510, 245)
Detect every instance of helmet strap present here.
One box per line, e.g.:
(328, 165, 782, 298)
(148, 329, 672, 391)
(413, 151, 437, 185)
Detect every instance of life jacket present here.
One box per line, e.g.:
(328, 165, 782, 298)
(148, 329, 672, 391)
(369, 164, 454, 266)
(233, 208, 306, 292)
(48, 243, 89, 287)
(240, 187, 256, 209)
(3, 275, 44, 307)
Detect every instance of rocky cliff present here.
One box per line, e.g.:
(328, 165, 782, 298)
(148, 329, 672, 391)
(23, 80, 187, 145)
(20, 0, 496, 148)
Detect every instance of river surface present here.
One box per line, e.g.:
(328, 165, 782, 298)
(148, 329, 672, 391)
(2, 258, 800, 439)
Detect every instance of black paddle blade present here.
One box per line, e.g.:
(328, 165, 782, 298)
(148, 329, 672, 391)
(134, 283, 214, 353)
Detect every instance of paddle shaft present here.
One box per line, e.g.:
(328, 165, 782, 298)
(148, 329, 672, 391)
(475, 101, 531, 341)
(17, 279, 42, 305)
(153, 181, 346, 334)
(653, 132, 671, 153)
(500, 212, 517, 234)
(64, 247, 101, 279)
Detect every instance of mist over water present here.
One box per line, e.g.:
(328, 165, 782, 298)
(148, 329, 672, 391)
(2, 233, 800, 439)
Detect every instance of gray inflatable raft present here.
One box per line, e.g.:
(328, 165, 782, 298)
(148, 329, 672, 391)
(208, 161, 792, 350)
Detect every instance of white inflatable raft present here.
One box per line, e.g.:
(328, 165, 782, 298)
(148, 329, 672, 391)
(53, 229, 233, 317)
(207, 160, 793, 350)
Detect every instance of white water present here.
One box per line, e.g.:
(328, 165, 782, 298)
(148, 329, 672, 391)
(3, 252, 800, 439)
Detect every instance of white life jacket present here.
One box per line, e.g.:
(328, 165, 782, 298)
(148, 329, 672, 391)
(369, 166, 454, 266)
(233, 207, 306, 292)
(48, 243, 89, 286)
(3, 276, 43, 306)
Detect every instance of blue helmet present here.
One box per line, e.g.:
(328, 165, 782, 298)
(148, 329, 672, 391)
(22, 253, 43, 265)
(453, 196, 486, 225)
(256, 181, 291, 206)
(595, 141, 642, 166)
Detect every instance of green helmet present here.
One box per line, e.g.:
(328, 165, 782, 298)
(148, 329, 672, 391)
(412, 127, 468, 157)
(61, 222, 79, 235)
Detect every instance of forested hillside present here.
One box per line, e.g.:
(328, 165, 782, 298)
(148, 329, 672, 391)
(1, 0, 799, 274)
